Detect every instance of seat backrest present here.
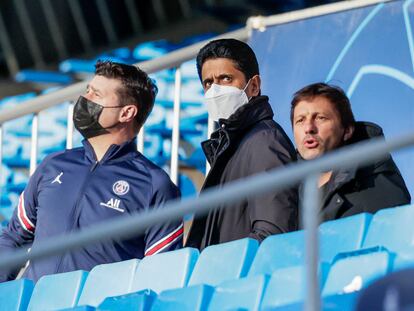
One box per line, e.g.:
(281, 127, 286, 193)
(188, 238, 258, 286)
(131, 248, 199, 293)
(260, 293, 357, 311)
(248, 231, 304, 277)
(0, 279, 34, 311)
(319, 213, 372, 263)
(322, 249, 391, 297)
(27, 270, 88, 311)
(261, 263, 330, 309)
(151, 284, 214, 311)
(77, 259, 140, 307)
(97, 289, 156, 311)
(261, 266, 305, 309)
(249, 213, 372, 277)
(363, 205, 414, 252)
(208, 274, 268, 311)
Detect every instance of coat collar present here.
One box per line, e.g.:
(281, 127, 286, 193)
(202, 96, 274, 165)
(82, 139, 138, 163)
(217, 95, 274, 132)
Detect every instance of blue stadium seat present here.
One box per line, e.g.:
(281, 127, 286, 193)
(188, 238, 259, 286)
(151, 284, 214, 311)
(207, 274, 268, 311)
(59, 59, 96, 74)
(27, 270, 88, 311)
(0, 279, 34, 311)
(260, 263, 330, 309)
(60, 306, 95, 311)
(248, 230, 304, 276)
(362, 205, 414, 252)
(131, 248, 199, 293)
(322, 248, 391, 297)
(77, 259, 140, 307)
(248, 213, 372, 277)
(319, 213, 372, 263)
(15, 70, 73, 85)
(262, 293, 357, 311)
(96, 289, 156, 311)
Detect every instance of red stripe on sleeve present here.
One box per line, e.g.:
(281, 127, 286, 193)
(17, 193, 35, 233)
(145, 226, 183, 256)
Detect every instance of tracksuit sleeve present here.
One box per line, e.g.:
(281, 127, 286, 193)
(246, 133, 299, 242)
(0, 174, 38, 282)
(144, 174, 183, 256)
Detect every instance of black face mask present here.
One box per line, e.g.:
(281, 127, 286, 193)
(73, 96, 123, 139)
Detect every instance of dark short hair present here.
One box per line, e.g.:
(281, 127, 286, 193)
(196, 38, 259, 82)
(290, 83, 355, 129)
(95, 60, 158, 130)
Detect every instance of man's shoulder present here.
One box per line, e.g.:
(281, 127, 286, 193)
(240, 119, 296, 155)
(133, 153, 176, 186)
(40, 147, 85, 164)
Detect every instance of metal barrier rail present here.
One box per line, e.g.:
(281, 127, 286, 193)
(0, 131, 413, 311)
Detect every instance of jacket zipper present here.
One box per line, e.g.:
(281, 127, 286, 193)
(54, 160, 99, 273)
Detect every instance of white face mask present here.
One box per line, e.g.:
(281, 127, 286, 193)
(204, 80, 251, 122)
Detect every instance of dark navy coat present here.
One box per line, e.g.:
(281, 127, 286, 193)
(0, 139, 182, 282)
(186, 96, 298, 250)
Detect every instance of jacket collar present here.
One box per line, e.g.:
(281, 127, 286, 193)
(82, 138, 138, 163)
(217, 95, 274, 132)
(300, 121, 386, 201)
(202, 96, 274, 165)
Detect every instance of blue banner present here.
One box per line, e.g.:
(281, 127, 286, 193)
(250, 0, 414, 195)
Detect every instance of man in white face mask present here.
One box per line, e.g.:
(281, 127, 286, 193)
(186, 39, 299, 250)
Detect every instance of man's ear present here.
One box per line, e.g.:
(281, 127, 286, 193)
(247, 75, 261, 97)
(120, 105, 138, 123)
(343, 125, 355, 142)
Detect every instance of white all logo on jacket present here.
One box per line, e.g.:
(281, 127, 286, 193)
(100, 198, 124, 213)
(112, 180, 130, 196)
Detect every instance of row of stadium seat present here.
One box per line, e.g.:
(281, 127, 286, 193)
(1, 203, 413, 310)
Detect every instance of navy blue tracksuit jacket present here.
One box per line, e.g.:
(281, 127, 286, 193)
(0, 139, 182, 282)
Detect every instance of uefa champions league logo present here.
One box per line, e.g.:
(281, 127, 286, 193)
(112, 180, 130, 196)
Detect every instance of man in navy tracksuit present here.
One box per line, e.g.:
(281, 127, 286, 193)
(0, 61, 183, 282)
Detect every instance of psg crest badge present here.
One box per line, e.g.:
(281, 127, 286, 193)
(112, 180, 130, 196)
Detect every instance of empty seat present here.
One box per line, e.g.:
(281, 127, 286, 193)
(96, 289, 156, 311)
(320, 213, 372, 263)
(248, 230, 304, 277)
(208, 274, 268, 311)
(393, 250, 414, 271)
(27, 270, 88, 311)
(188, 238, 258, 286)
(151, 284, 214, 311)
(0, 279, 34, 311)
(262, 293, 357, 311)
(322, 248, 391, 297)
(77, 259, 139, 307)
(248, 213, 372, 277)
(131, 248, 199, 293)
(363, 205, 414, 252)
(60, 306, 95, 311)
(261, 263, 330, 309)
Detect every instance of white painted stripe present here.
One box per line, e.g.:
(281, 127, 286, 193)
(145, 223, 183, 255)
(150, 232, 183, 256)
